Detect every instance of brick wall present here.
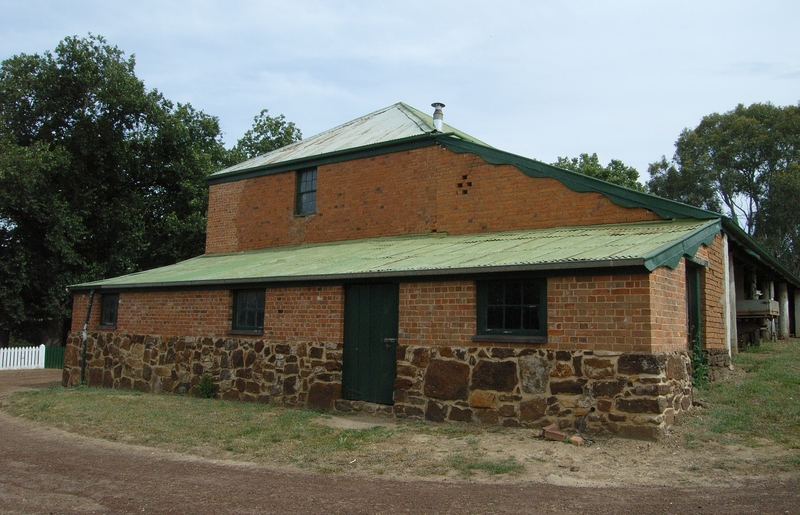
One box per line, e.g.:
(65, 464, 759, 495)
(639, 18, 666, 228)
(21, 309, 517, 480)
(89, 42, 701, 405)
(263, 286, 344, 342)
(205, 179, 244, 253)
(205, 145, 663, 253)
(399, 281, 475, 346)
(547, 274, 654, 353)
(71, 290, 232, 337)
(699, 235, 727, 350)
(648, 263, 688, 353)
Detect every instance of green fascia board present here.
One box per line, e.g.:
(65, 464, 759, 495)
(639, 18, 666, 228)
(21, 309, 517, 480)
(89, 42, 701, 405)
(436, 137, 723, 222)
(642, 219, 721, 270)
(206, 133, 441, 185)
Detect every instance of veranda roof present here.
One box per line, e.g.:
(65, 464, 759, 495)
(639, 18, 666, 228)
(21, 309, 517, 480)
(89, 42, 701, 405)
(70, 219, 720, 291)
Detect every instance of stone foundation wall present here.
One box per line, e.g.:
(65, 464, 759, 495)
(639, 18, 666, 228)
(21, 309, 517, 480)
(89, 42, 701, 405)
(65, 331, 693, 440)
(383, 344, 692, 440)
(63, 332, 344, 409)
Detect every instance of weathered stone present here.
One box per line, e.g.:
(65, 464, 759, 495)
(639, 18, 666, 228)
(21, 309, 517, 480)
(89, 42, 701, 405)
(403, 406, 424, 418)
(618, 353, 665, 375)
(235, 378, 247, 392)
(307, 382, 341, 410)
(490, 347, 515, 359)
(549, 362, 574, 378)
(572, 355, 583, 377)
(616, 397, 667, 414)
(425, 400, 447, 422)
(583, 357, 615, 379)
(448, 406, 472, 422)
(520, 397, 547, 421)
(631, 383, 671, 396)
(275, 344, 291, 355)
(550, 379, 587, 395)
(283, 376, 297, 394)
(394, 377, 413, 390)
(411, 347, 430, 367)
(591, 380, 625, 398)
(470, 360, 518, 392)
(498, 404, 516, 417)
(555, 351, 571, 361)
(666, 353, 688, 381)
(396, 364, 417, 377)
(597, 400, 613, 413)
(87, 367, 103, 386)
(519, 355, 551, 394)
(608, 412, 627, 422)
(474, 409, 499, 424)
(469, 390, 496, 408)
(133, 379, 149, 393)
(438, 346, 453, 358)
(424, 359, 470, 400)
(309, 347, 323, 359)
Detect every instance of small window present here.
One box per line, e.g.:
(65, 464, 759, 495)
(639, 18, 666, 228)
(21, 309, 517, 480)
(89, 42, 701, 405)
(99, 293, 119, 328)
(476, 279, 546, 337)
(296, 168, 317, 215)
(232, 290, 265, 332)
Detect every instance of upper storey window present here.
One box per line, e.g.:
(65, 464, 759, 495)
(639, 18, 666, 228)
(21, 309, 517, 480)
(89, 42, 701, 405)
(296, 168, 317, 215)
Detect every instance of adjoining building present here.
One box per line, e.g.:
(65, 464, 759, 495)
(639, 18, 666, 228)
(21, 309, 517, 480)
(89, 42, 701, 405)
(65, 102, 800, 439)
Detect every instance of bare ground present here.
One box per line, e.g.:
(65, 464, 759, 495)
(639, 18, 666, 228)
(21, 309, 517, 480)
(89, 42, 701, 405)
(1, 369, 798, 515)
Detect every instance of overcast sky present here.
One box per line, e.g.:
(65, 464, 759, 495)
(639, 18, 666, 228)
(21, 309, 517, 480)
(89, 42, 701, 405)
(2, 1, 798, 182)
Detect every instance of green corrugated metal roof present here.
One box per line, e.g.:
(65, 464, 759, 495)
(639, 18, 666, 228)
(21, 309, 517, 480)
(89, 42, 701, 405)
(69, 219, 721, 291)
(209, 102, 489, 182)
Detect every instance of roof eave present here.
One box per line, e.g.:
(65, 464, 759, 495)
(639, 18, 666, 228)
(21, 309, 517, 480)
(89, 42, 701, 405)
(67, 257, 648, 292)
(207, 133, 443, 185)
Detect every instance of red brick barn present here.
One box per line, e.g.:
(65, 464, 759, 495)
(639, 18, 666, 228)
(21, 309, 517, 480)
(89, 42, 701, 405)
(65, 103, 800, 439)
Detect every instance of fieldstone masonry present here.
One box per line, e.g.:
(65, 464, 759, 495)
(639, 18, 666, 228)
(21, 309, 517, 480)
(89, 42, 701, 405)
(65, 334, 693, 440)
(63, 332, 344, 410)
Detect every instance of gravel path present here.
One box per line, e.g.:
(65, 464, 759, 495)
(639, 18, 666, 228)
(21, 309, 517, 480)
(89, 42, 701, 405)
(1, 369, 797, 514)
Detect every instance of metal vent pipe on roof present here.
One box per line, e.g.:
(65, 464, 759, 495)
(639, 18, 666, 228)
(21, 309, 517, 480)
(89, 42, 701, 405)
(431, 102, 445, 132)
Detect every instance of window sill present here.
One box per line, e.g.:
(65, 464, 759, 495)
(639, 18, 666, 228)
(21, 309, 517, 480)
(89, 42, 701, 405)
(227, 329, 264, 336)
(95, 324, 117, 331)
(471, 334, 547, 344)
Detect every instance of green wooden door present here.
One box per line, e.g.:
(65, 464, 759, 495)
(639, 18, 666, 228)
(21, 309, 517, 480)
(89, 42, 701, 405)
(342, 283, 399, 405)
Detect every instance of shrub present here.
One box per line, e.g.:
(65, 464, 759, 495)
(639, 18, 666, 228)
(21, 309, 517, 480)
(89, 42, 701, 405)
(196, 374, 217, 399)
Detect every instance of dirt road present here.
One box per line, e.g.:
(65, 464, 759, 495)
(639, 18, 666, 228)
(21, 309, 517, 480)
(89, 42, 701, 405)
(0, 370, 797, 514)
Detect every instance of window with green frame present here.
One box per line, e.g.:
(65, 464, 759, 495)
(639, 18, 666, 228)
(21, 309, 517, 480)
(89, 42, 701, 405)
(296, 168, 317, 215)
(476, 278, 547, 337)
(99, 293, 119, 327)
(232, 290, 265, 332)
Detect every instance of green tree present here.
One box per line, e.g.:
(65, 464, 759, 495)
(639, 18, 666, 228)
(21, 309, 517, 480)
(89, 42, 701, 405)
(552, 153, 646, 191)
(646, 156, 722, 213)
(648, 103, 800, 235)
(759, 163, 800, 275)
(0, 35, 227, 345)
(224, 109, 302, 166)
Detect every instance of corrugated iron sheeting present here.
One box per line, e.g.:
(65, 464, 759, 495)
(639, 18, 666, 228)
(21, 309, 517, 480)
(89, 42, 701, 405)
(70, 219, 720, 290)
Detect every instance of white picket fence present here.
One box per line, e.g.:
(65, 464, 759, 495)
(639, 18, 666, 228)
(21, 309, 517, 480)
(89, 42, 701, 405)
(0, 344, 46, 371)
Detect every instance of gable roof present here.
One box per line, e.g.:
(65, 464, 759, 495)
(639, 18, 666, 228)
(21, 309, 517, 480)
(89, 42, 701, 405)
(210, 102, 489, 183)
(69, 220, 720, 291)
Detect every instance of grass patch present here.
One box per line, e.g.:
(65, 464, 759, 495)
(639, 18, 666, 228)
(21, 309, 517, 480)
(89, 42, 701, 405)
(448, 453, 524, 477)
(688, 339, 800, 451)
(0, 385, 524, 477)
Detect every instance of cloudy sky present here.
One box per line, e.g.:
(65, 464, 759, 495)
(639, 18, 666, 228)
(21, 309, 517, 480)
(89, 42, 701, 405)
(2, 1, 798, 182)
